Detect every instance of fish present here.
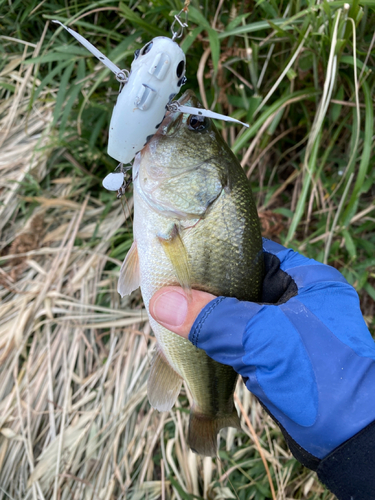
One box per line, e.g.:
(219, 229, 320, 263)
(118, 89, 264, 456)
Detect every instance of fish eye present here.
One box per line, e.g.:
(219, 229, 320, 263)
(188, 115, 209, 131)
(140, 41, 153, 55)
(176, 60, 185, 78)
(134, 49, 140, 59)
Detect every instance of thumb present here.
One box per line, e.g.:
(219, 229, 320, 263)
(149, 286, 217, 339)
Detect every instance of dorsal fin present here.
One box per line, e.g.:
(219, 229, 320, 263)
(158, 224, 191, 296)
(147, 347, 183, 411)
(118, 240, 140, 297)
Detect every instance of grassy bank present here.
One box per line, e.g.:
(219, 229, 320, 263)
(0, 0, 374, 498)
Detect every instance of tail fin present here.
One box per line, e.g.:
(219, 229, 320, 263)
(188, 409, 241, 457)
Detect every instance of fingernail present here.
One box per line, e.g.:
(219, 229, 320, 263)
(152, 291, 188, 327)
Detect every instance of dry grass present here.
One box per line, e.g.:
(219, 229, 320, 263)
(0, 41, 333, 500)
(5, 1, 373, 497)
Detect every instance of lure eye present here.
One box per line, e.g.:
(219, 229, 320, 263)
(188, 115, 209, 131)
(176, 60, 185, 78)
(141, 41, 153, 55)
(134, 49, 140, 59)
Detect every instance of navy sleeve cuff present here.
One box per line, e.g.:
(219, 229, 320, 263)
(316, 419, 375, 500)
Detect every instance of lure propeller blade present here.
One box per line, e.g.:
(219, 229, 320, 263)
(175, 103, 249, 128)
(52, 20, 124, 78)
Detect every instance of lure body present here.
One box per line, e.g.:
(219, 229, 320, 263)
(53, 22, 186, 166)
(108, 37, 186, 164)
(52, 20, 248, 189)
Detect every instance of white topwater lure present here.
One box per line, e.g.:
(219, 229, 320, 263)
(53, 12, 248, 194)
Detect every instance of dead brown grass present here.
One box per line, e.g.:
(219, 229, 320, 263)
(0, 34, 332, 500)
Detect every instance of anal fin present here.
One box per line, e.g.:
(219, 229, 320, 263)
(118, 240, 140, 297)
(147, 347, 182, 412)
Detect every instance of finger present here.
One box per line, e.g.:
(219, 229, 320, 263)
(149, 286, 217, 339)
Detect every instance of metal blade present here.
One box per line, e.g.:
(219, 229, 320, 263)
(176, 103, 249, 127)
(53, 20, 123, 77)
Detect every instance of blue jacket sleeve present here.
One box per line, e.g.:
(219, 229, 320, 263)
(189, 239, 375, 499)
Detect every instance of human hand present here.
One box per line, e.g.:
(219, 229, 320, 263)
(149, 287, 216, 339)
(150, 239, 375, 500)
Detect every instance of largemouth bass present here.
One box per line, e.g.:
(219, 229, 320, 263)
(118, 90, 263, 456)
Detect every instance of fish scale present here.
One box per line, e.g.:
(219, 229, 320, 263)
(118, 90, 263, 456)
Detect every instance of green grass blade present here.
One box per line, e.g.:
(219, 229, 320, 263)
(341, 81, 373, 226)
(232, 89, 317, 154)
(285, 132, 321, 246)
(53, 61, 75, 126)
(219, 17, 304, 38)
(119, 3, 166, 37)
(186, 6, 211, 29)
(208, 28, 220, 74)
(58, 59, 86, 138)
(31, 59, 74, 105)
(180, 26, 204, 53)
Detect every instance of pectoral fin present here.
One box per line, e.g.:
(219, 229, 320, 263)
(117, 240, 140, 297)
(158, 224, 191, 294)
(147, 347, 183, 411)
